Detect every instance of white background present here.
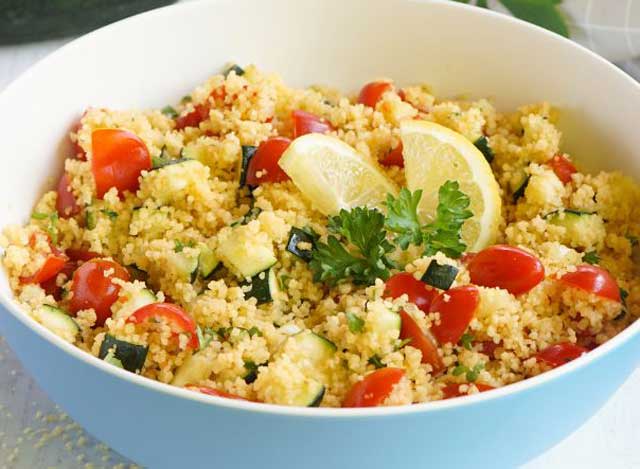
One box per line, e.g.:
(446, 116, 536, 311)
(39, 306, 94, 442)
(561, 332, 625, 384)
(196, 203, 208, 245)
(1, 10, 640, 469)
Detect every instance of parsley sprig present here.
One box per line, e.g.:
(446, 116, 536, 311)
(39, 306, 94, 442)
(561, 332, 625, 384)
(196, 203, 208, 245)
(309, 207, 396, 286)
(385, 181, 473, 258)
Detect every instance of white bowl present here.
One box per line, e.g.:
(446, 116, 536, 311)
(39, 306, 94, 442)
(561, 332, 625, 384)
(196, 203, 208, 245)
(1, 1, 639, 468)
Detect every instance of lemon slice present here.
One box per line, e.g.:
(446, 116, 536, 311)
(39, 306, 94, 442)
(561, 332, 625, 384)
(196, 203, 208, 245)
(400, 120, 501, 250)
(278, 134, 397, 215)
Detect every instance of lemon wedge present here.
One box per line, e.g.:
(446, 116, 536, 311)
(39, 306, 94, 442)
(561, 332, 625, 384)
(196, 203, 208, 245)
(278, 134, 397, 215)
(400, 120, 501, 250)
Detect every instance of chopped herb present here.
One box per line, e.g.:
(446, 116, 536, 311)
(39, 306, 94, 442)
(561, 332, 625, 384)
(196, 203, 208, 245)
(368, 355, 385, 369)
(181, 95, 192, 104)
(385, 181, 472, 258)
(243, 360, 259, 384)
(31, 212, 59, 244)
(452, 364, 467, 376)
(627, 234, 638, 247)
(161, 105, 178, 119)
(101, 209, 118, 220)
(196, 325, 217, 351)
(395, 337, 413, 350)
(31, 212, 49, 220)
(620, 288, 629, 306)
(451, 362, 484, 382)
(85, 209, 96, 230)
(278, 274, 290, 290)
(216, 327, 232, 341)
(513, 175, 530, 202)
(459, 333, 474, 351)
(310, 207, 395, 285)
(346, 312, 365, 333)
(174, 240, 194, 253)
(247, 326, 262, 338)
(473, 136, 494, 163)
(225, 64, 245, 77)
(583, 251, 600, 265)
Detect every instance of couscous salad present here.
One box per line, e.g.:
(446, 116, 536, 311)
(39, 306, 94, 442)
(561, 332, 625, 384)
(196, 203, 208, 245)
(2, 64, 639, 407)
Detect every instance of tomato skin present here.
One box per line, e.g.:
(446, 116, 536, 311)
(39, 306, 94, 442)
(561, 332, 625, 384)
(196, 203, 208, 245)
(292, 110, 332, 138)
(342, 368, 405, 407)
(20, 253, 67, 285)
(65, 248, 100, 262)
(70, 259, 130, 326)
(185, 385, 249, 401)
(358, 81, 393, 108)
(56, 173, 80, 218)
(559, 264, 620, 302)
(40, 260, 77, 299)
(70, 121, 86, 160)
(399, 310, 444, 372)
(442, 382, 495, 399)
(91, 129, 151, 199)
(380, 142, 404, 167)
(127, 303, 199, 349)
(384, 272, 438, 314)
(536, 342, 588, 368)
(246, 137, 291, 185)
(468, 245, 545, 295)
(547, 155, 577, 185)
(175, 103, 210, 130)
(430, 286, 480, 345)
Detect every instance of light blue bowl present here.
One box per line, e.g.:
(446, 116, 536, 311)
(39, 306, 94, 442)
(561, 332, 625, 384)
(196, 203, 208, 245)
(1, 1, 639, 468)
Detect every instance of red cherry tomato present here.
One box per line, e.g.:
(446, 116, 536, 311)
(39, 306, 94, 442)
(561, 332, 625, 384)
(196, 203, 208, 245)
(127, 302, 199, 349)
(358, 81, 394, 108)
(442, 382, 495, 399)
(384, 272, 438, 314)
(342, 368, 405, 407)
(70, 121, 86, 160)
(547, 155, 577, 185)
(468, 245, 545, 295)
(559, 264, 620, 302)
(185, 385, 249, 401)
(70, 259, 130, 326)
(380, 142, 404, 168)
(91, 129, 151, 199)
(20, 253, 67, 285)
(292, 110, 332, 138)
(246, 137, 291, 185)
(175, 103, 210, 130)
(478, 340, 500, 357)
(430, 286, 480, 345)
(536, 342, 588, 368)
(40, 260, 77, 299)
(399, 310, 444, 372)
(65, 248, 100, 262)
(56, 173, 80, 218)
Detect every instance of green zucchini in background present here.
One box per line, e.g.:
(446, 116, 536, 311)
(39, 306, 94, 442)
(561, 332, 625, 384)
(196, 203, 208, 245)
(1, 0, 176, 44)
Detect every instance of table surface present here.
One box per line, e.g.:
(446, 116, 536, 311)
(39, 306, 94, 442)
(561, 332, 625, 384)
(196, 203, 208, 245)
(1, 36, 640, 469)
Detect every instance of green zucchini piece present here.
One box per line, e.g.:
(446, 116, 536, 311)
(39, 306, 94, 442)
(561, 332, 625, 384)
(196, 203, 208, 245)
(369, 308, 401, 341)
(197, 244, 219, 279)
(32, 305, 79, 343)
(545, 209, 601, 242)
(421, 260, 459, 290)
(113, 288, 157, 321)
(85, 209, 97, 230)
(225, 64, 245, 77)
(169, 248, 200, 283)
(512, 174, 530, 202)
(473, 136, 494, 163)
(171, 352, 214, 387)
(242, 268, 279, 304)
(286, 227, 317, 262)
(217, 228, 277, 278)
(99, 335, 148, 373)
(103, 350, 124, 369)
(152, 146, 192, 170)
(293, 331, 337, 367)
(238, 145, 257, 187)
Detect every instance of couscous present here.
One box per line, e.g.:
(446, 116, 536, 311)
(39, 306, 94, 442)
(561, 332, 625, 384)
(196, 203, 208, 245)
(2, 64, 639, 407)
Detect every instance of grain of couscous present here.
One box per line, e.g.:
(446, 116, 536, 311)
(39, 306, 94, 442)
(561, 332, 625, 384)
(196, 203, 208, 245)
(2, 64, 639, 407)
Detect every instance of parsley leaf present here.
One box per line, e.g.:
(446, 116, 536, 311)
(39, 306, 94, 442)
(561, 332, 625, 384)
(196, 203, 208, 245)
(310, 207, 395, 285)
(161, 105, 178, 119)
(385, 188, 424, 249)
(32, 212, 59, 245)
(459, 333, 474, 351)
(385, 181, 472, 258)
(346, 312, 365, 333)
(452, 362, 484, 382)
(247, 326, 262, 338)
(583, 251, 600, 265)
(196, 326, 217, 351)
(368, 355, 386, 369)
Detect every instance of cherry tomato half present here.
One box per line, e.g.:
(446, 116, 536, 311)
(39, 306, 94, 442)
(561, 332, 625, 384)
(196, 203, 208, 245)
(385, 272, 438, 314)
(91, 129, 151, 199)
(430, 285, 480, 345)
(40, 260, 77, 300)
(468, 245, 545, 295)
(65, 248, 100, 262)
(70, 259, 130, 326)
(246, 137, 291, 185)
(20, 253, 67, 285)
(127, 302, 199, 349)
(547, 155, 577, 185)
(358, 81, 393, 108)
(380, 142, 404, 168)
(292, 110, 332, 138)
(175, 103, 210, 130)
(185, 385, 248, 401)
(559, 264, 620, 302)
(56, 173, 80, 219)
(70, 121, 86, 160)
(399, 310, 444, 372)
(442, 382, 495, 399)
(536, 342, 588, 368)
(342, 368, 405, 407)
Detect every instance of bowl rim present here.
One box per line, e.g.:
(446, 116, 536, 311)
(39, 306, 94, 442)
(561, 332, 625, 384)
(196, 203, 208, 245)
(1, 0, 639, 418)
